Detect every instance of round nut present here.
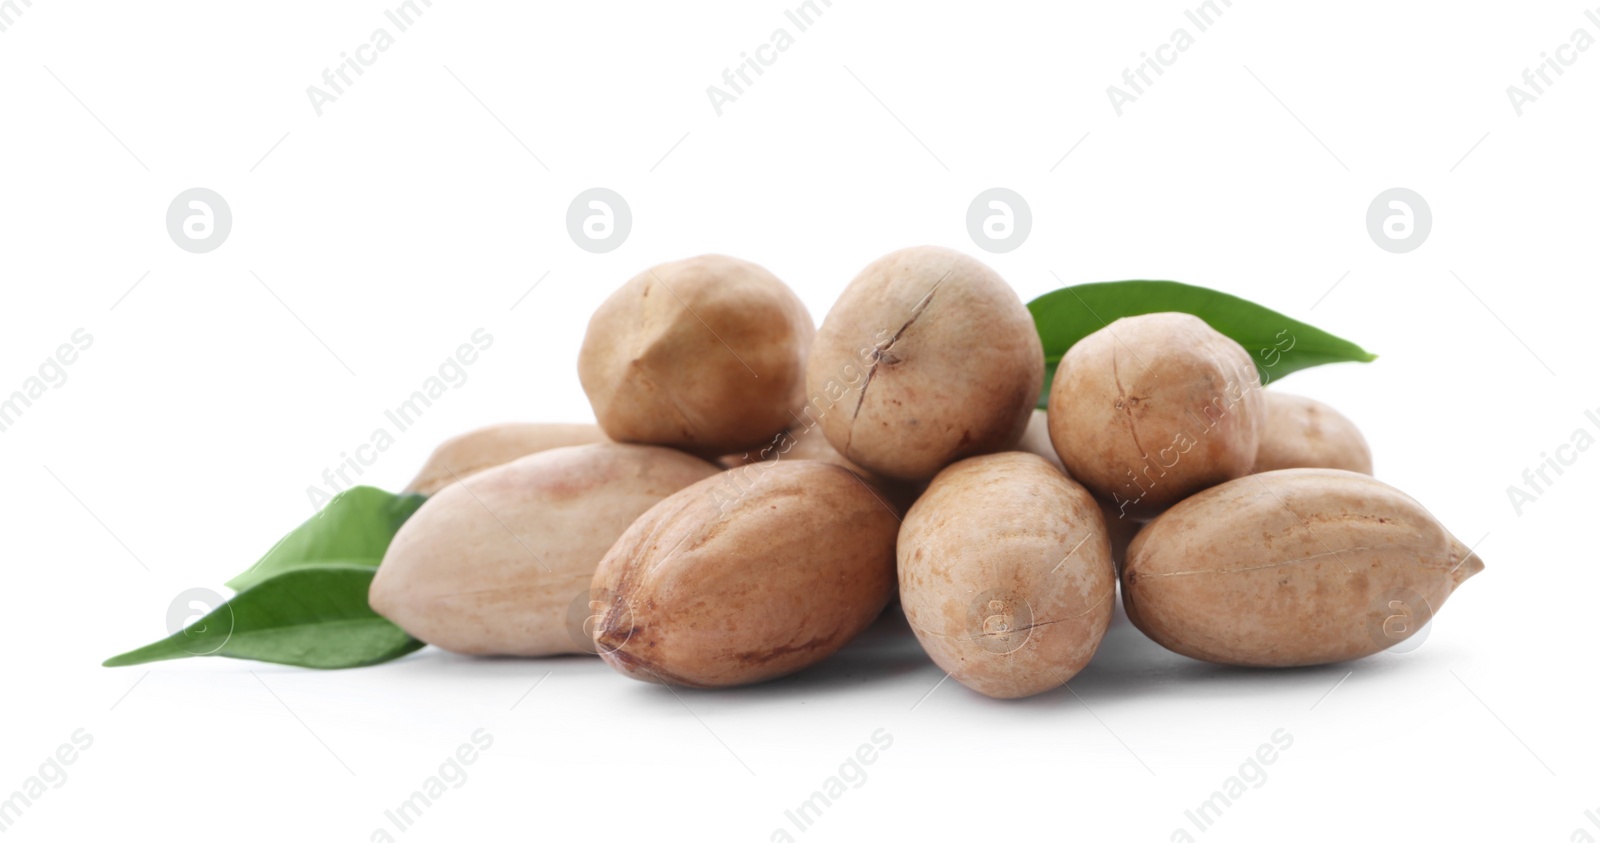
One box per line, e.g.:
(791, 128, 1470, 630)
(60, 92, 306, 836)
(1048, 312, 1263, 517)
(578, 255, 814, 455)
(898, 452, 1116, 698)
(805, 245, 1042, 481)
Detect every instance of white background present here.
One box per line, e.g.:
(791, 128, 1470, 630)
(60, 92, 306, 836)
(2, 1, 1596, 840)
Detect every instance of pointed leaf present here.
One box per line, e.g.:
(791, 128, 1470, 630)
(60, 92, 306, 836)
(104, 565, 422, 669)
(226, 487, 426, 592)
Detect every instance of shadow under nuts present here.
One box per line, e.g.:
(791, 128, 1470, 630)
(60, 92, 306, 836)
(371, 443, 719, 657)
(1121, 468, 1483, 667)
(578, 254, 814, 455)
(1049, 312, 1264, 518)
(898, 452, 1116, 699)
(590, 460, 899, 688)
(806, 245, 1042, 482)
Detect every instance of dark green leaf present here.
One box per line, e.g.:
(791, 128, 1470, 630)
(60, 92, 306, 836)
(103, 565, 423, 669)
(226, 486, 425, 592)
(1029, 280, 1377, 409)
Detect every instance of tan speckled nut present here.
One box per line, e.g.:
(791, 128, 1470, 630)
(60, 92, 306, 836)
(591, 460, 899, 688)
(1122, 468, 1483, 667)
(1049, 312, 1264, 518)
(898, 452, 1116, 699)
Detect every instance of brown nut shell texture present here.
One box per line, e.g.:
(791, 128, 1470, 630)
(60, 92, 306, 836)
(898, 452, 1116, 699)
(591, 460, 899, 688)
(578, 254, 814, 455)
(1251, 391, 1374, 475)
(1122, 468, 1483, 667)
(805, 245, 1043, 482)
(371, 443, 719, 657)
(1049, 312, 1264, 517)
(1014, 409, 1142, 571)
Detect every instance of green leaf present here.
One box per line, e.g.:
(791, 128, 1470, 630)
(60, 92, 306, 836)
(104, 565, 423, 669)
(1029, 280, 1377, 409)
(226, 486, 426, 592)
